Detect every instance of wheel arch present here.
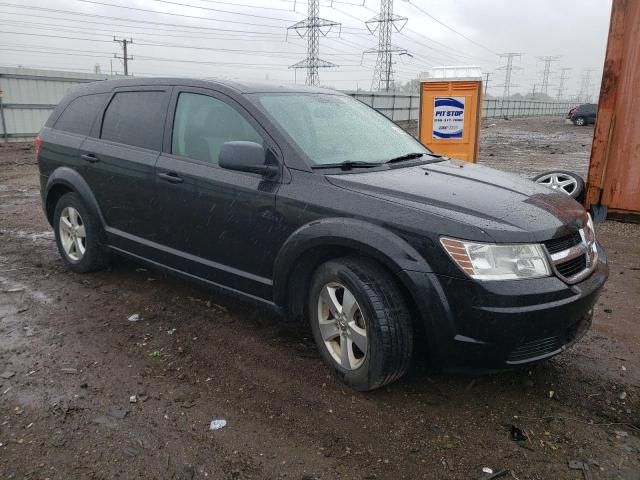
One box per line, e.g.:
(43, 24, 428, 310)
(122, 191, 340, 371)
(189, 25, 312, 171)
(273, 218, 432, 328)
(44, 167, 105, 230)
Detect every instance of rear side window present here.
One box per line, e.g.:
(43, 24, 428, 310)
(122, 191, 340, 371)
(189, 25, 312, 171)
(101, 91, 167, 150)
(171, 92, 262, 164)
(54, 93, 108, 136)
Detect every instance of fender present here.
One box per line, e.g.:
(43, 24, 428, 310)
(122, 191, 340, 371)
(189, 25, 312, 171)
(272, 217, 434, 308)
(45, 167, 106, 229)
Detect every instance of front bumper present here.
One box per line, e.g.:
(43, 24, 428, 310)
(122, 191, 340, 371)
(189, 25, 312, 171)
(405, 244, 608, 371)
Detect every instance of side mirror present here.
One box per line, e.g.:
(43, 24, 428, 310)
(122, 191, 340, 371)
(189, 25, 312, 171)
(218, 141, 278, 178)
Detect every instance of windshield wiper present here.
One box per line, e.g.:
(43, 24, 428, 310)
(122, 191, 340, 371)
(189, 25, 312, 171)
(312, 161, 380, 170)
(386, 152, 447, 164)
(386, 152, 425, 163)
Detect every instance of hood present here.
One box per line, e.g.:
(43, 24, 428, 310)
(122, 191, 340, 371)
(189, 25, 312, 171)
(326, 160, 587, 243)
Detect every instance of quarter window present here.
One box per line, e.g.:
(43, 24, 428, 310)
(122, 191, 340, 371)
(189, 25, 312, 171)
(54, 93, 108, 136)
(172, 92, 263, 164)
(101, 91, 167, 150)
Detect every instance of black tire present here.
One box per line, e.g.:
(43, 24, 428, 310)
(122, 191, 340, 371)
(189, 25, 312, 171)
(573, 116, 586, 126)
(309, 256, 413, 391)
(53, 192, 109, 273)
(533, 170, 585, 203)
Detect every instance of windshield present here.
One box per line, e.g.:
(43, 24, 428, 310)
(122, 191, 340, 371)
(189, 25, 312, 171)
(255, 93, 430, 166)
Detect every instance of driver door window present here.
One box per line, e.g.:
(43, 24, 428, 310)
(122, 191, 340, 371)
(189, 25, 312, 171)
(171, 92, 263, 164)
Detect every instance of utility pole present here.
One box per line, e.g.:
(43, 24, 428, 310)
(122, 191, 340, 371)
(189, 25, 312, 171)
(483, 72, 491, 98)
(556, 67, 572, 100)
(496, 53, 522, 99)
(578, 68, 595, 102)
(113, 37, 133, 76)
(363, 0, 408, 92)
(288, 0, 341, 87)
(531, 83, 538, 99)
(537, 55, 560, 97)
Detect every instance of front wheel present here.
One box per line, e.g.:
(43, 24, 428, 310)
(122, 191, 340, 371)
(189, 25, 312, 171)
(309, 257, 413, 391)
(573, 116, 586, 126)
(53, 192, 109, 273)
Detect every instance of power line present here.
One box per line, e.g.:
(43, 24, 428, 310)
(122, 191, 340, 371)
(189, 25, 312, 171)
(287, 0, 341, 86)
(496, 52, 523, 99)
(119, 0, 299, 23)
(74, 0, 292, 30)
(364, 0, 409, 91)
(404, 0, 496, 55)
(0, 3, 289, 36)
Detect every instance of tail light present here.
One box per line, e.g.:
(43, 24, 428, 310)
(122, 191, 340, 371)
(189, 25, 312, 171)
(34, 134, 42, 156)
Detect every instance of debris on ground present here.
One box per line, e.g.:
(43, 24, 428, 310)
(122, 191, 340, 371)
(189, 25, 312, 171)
(510, 425, 527, 442)
(209, 419, 227, 430)
(568, 460, 593, 480)
(129, 395, 137, 404)
(108, 408, 130, 419)
(128, 313, 141, 322)
(61, 368, 78, 375)
(0, 372, 16, 379)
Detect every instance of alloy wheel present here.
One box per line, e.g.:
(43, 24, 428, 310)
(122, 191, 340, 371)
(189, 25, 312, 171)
(317, 282, 368, 370)
(535, 172, 579, 196)
(59, 206, 87, 261)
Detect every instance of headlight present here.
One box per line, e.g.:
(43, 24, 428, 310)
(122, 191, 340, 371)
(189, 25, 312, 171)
(441, 237, 552, 281)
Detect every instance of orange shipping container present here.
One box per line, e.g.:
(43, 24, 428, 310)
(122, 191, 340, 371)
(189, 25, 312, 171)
(586, 0, 640, 221)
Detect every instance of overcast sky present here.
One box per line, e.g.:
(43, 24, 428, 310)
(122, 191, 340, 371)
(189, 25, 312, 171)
(0, 0, 612, 97)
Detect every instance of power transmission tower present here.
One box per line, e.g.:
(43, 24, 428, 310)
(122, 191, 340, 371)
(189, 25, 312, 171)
(363, 0, 408, 92)
(556, 67, 572, 100)
(496, 53, 522, 99)
(113, 37, 133, 76)
(483, 72, 492, 98)
(288, 0, 341, 87)
(578, 69, 595, 102)
(537, 55, 560, 97)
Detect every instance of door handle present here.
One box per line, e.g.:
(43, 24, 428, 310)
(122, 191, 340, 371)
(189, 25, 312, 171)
(81, 153, 99, 163)
(157, 172, 184, 184)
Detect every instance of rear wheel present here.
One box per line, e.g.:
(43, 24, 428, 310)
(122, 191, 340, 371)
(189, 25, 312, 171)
(53, 192, 109, 273)
(309, 257, 413, 391)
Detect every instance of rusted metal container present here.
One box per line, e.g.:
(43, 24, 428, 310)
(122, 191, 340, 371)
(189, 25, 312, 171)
(585, 0, 640, 221)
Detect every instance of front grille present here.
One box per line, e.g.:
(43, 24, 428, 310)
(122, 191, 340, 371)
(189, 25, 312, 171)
(544, 231, 582, 254)
(507, 336, 562, 363)
(556, 253, 587, 278)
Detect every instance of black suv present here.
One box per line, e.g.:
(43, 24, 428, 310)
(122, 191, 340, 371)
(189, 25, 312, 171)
(37, 79, 608, 391)
(568, 103, 598, 126)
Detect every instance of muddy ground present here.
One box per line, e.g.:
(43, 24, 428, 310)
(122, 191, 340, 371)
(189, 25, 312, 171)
(1, 116, 639, 480)
(402, 116, 594, 178)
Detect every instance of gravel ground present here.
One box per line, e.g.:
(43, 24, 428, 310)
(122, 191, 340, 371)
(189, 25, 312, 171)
(0, 119, 639, 480)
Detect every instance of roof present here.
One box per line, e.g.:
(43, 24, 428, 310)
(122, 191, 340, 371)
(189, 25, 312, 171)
(70, 77, 341, 96)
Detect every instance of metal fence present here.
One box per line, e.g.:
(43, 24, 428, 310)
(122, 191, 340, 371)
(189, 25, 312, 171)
(0, 66, 116, 141)
(348, 91, 576, 121)
(0, 66, 578, 142)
